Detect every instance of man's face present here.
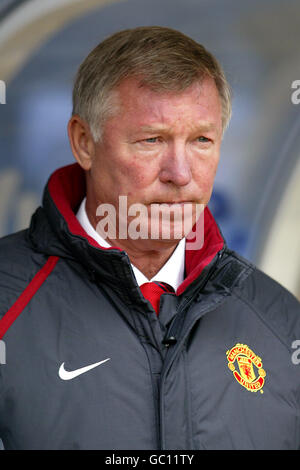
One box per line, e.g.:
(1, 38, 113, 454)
(87, 75, 223, 247)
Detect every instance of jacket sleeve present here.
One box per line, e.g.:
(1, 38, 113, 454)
(235, 265, 300, 448)
(236, 265, 300, 343)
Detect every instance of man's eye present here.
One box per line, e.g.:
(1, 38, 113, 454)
(144, 137, 158, 143)
(196, 136, 210, 142)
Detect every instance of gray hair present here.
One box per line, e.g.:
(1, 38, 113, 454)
(72, 26, 232, 141)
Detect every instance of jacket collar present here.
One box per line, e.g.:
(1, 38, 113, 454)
(29, 163, 226, 295)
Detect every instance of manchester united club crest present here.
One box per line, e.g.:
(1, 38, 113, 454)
(226, 343, 266, 393)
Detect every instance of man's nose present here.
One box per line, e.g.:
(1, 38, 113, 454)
(159, 143, 192, 186)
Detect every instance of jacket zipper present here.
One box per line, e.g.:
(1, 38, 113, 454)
(158, 248, 226, 449)
(162, 249, 224, 348)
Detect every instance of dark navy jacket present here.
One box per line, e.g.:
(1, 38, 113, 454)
(0, 163, 299, 450)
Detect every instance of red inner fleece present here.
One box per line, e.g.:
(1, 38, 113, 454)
(48, 163, 224, 295)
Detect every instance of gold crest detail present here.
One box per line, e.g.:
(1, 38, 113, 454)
(226, 343, 266, 393)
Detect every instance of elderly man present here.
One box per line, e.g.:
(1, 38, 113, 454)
(0, 27, 299, 450)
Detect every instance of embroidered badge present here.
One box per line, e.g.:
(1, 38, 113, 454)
(226, 343, 266, 393)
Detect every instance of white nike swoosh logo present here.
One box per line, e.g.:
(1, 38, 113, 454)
(58, 358, 110, 380)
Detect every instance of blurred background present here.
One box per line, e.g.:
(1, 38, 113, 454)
(0, 0, 299, 304)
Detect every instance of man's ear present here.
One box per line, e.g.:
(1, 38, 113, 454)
(67, 115, 95, 171)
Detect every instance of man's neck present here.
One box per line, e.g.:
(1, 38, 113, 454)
(105, 237, 179, 280)
(84, 197, 182, 280)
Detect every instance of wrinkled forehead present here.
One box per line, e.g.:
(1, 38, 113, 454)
(113, 74, 219, 103)
(106, 76, 223, 134)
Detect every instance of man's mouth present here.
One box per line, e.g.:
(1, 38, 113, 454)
(150, 201, 194, 205)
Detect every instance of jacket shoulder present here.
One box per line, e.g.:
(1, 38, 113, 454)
(230, 251, 300, 343)
(0, 230, 47, 318)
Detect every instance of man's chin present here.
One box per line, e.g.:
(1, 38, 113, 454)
(119, 236, 184, 253)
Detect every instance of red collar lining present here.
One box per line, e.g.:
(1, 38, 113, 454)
(47, 163, 117, 251)
(47, 163, 224, 291)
